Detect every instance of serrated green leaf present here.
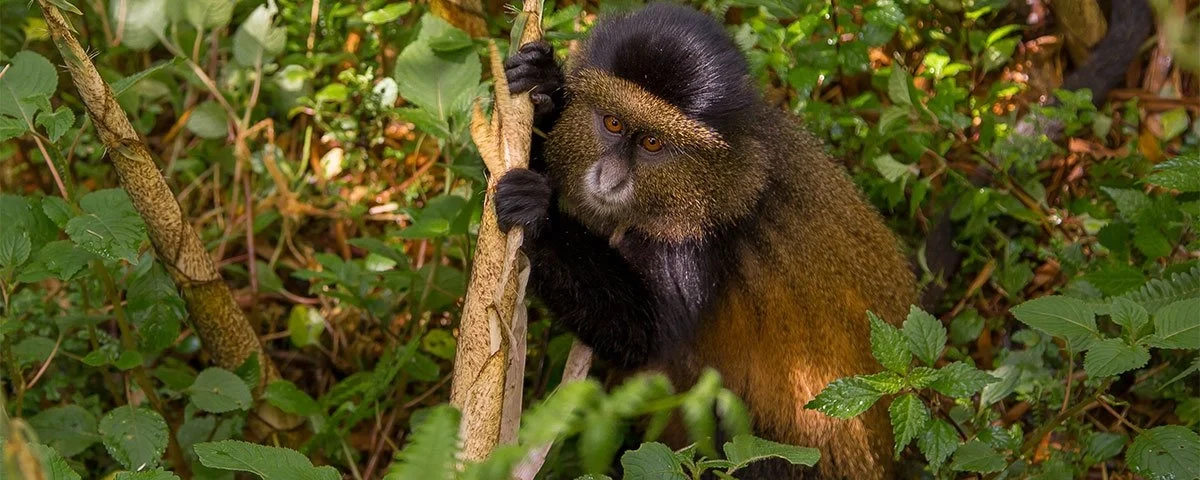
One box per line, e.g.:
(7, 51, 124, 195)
(1010, 295, 1098, 343)
(903, 306, 946, 366)
(804, 377, 883, 419)
(869, 312, 911, 373)
(363, 2, 412, 24)
(917, 419, 958, 474)
(889, 394, 930, 456)
(0, 115, 27, 141)
(35, 107, 74, 142)
(724, 434, 819, 472)
(110, 0, 167, 49)
(262, 380, 321, 417)
(1110, 297, 1151, 339)
(421, 328, 457, 360)
(1084, 432, 1126, 463)
(1147, 152, 1200, 192)
(98, 406, 168, 470)
(620, 442, 687, 480)
(1127, 426, 1200, 480)
(32, 443, 82, 480)
(1083, 338, 1150, 377)
(950, 440, 1006, 473)
(930, 361, 998, 398)
(888, 66, 912, 106)
(980, 364, 1020, 406)
(16, 240, 95, 282)
(1101, 187, 1151, 221)
(392, 15, 481, 121)
(860, 371, 905, 394)
(41, 196, 72, 227)
(906, 366, 940, 389)
(188, 368, 253, 413)
(1133, 226, 1172, 259)
(186, 100, 228, 139)
(1082, 263, 1146, 296)
(232, 2, 286, 66)
(115, 469, 182, 480)
(65, 189, 145, 264)
(0, 51, 57, 124)
(127, 263, 185, 352)
(28, 404, 100, 457)
(0, 228, 31, 270)
(873, 154, 912, 183)
(1145, 298, 1200, 349)
(196, 440, 341, 480)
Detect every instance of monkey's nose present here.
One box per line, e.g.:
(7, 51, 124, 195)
(592, 159, 631, 194)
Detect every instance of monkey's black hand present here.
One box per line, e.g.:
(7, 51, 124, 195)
(495, 168, 552, 238)
(505, 41, 563, 117)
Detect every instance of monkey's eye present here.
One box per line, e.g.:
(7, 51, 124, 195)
(640, 135, 663, 153)
(603, 115, 623, 134)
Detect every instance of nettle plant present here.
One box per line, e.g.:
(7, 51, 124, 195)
(807, 287, 1200, 480)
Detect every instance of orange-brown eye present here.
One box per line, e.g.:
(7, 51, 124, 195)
(603, 115, 623, 133)
(640, 135, 663, 152)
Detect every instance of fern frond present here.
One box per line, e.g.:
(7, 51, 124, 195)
(1120, 265, 1200, 314)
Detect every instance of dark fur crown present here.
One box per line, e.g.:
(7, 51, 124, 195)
(580, 3, 755, 132)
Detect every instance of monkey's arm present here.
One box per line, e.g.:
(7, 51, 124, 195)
(496, 169, 662, 368)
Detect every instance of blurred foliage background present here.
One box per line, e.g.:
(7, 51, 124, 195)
(0, 0, 1197, 479)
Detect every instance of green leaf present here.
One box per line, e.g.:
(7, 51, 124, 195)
(180, 0, 235, 29)
(398, 218, 452, 239)
(873, 154, 912, 183)
(1127, 426, 1200, 480)
(1133, 226, 1172, 259)
(888, 66, 912, 106)
(114, 470, 181, 480)
(889, 394, 930, 457)
(195, 440, 342, 480)
(46, 0, 83, 15)
(35, 107, 75, 142)
(929, 361, 998, 398)
(0, 228, 31, 270)
(1145, 298, 1200, 349)
(41, 196, 72, 228)
(869, 312, 911, 373)
(111, 58, 184, 96)
(384, 406, 460, 480)
(1110, 297, 1150, 339)
(1082, 338, 1150, 377)
(287, 305, 325, 347)
(421, 329, 457, 360)
(65, 189, 146, 264)
(1158, 107, 1190, 140)
(0, 51, 57, 125)
(949, 309, 985, 345)
(98, 406, 168, 470)
(980, 364, 1020, 406)
(860, 371, 905, 394)
(188, 368, 253, 413)
(804, 377, 883, 419)
(392, 15, 481, 121)
(0, 115, 27, 141)
(620, 443, 687, 480)
(186, 100, 228, 139)
(17, 240, 95, 282)
(1147, 152, 1200, 192)
(1084, 432, 1126, 463)
(724, 434, 819, 472)
(127, 262, 185, 352)
(32, 443, 82, 480)
(110, 0, 168, 50)
(950, 440, 1006, 473)
(363, 2, 412, 24)
(903, 306, 946, 366)
(906, 366, 940, 389)
(13, 336, 56, 367)
(982, 37, 1018, 72)
(1101, 187, 1152, 221)
(1082, 263, 1146, 296)
(28, 405, 100, 457)
(264, 380, 321, 416)
(1010, 295, 1098, 342)
(232, 2, 286, 66)
(917, 419, 958, 474)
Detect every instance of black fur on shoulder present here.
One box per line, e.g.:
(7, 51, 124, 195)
(579, 2, 756, 133)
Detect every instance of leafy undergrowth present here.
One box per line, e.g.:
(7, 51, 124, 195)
(0, 0, 1197, 479)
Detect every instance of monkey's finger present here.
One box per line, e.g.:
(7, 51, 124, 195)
(505, 64, 550, 93)
(531, 93, 555, 115)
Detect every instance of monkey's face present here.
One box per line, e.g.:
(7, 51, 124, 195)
(545, 70, 767, 241)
